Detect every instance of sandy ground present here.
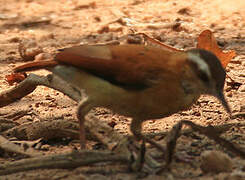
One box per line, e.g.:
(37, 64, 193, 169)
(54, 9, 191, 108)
(0, 0, 245, 179)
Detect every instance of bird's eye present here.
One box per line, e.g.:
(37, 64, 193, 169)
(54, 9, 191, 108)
(198, 70, 209, 84)
(188, 59, 210, 85)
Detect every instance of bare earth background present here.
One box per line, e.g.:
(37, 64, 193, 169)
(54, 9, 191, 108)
(0, 0, 245, 179)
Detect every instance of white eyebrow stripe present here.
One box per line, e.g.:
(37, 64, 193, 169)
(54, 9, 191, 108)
(188, 52, 211, 78)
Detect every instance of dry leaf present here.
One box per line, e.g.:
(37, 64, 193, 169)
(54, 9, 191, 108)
(137, 30, 236, 68)
(197, 30, 236, 68)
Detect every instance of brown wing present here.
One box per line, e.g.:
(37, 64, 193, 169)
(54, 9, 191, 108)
(14, 44, 187, 88)
(56, 44, 186, 87)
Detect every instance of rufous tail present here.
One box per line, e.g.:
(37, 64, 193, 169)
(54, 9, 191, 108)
(13, 60, 58, 72)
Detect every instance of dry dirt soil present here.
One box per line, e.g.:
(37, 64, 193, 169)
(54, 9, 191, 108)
(0, 0, 245, 179)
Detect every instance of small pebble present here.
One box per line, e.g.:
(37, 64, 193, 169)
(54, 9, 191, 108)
(19, 39, 43, 61)
(200, 150, 233, 173)
(38, 33, 55, 42)
(8, 36, 20, 43)
(35, 53, 53, 61)
(127, 34, 143, 44)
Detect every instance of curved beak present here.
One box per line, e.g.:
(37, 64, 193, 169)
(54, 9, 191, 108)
(216, 90, 231, 114)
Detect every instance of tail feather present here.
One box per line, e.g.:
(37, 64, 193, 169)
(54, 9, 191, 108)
(13, 60, 58, 72)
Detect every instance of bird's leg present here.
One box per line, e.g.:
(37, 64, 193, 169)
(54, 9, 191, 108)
(130, 119, 166, 152)
(130, 139, 146, 172)
(130, 118, 170, 172)
(76, 91, 90, 149)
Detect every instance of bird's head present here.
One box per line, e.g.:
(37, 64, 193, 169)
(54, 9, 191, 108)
(187, 49, 230, 113)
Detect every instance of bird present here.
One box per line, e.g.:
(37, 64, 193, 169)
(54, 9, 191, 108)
(13, 44, 230, 149)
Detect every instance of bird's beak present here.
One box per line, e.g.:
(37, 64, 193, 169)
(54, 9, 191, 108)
(215, 90, 231, 114)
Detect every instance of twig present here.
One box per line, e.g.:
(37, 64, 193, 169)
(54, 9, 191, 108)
(164, 120, 245, 167)
(0, 150, 129, 176)
(0, 73, 81, 108)
(2, 119, 80, 141)
(232, 112, 245, 118)
(0, 135, 41, 158)
(0, 75, 37, 108)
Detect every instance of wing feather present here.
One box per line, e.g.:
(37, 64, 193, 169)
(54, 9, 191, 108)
(14, 44, 187, 88)
(55, 44, 185, 87)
